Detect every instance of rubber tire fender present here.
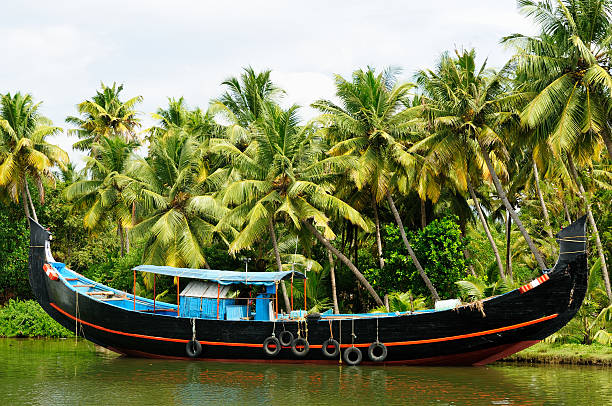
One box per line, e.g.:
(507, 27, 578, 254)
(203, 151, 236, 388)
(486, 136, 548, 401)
(291, 337, 310, 357)
(367, 341, 387, 362)
(321, 338, 340, 358)
(263, 336, 281, 357)
(343, 346, 362, 366)
(278, 330, 294, 347)
(186, 339, 202, 358)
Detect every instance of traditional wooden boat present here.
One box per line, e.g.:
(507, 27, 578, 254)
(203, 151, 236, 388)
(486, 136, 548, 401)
(28, 216, 588, 366)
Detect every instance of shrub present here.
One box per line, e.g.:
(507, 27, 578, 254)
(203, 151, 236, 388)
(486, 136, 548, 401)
(0, 299, 73, 338)
(365, 216, 468, 299)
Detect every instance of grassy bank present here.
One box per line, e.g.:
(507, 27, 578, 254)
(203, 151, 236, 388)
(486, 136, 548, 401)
(501, 342, 612, 366)
(0, 300, 73, 338)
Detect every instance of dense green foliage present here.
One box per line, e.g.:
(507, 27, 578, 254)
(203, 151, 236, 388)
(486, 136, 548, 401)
(0, 299, 73, 338)
(0, 1, 610, 347)
(0, 204, 31, 301)
(365, 217, 467, 299)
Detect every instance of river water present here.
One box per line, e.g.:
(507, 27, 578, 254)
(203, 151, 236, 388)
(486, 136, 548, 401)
(0, 339, 610, 405)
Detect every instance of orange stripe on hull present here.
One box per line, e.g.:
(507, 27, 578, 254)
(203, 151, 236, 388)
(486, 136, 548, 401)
(50, 302, 557, 350)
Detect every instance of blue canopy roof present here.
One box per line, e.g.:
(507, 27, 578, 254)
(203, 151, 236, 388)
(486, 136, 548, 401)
(133, 265, 306, 286)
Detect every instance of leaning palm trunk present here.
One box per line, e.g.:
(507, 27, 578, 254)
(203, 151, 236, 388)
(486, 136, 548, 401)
(25, 181, 38, 222)
(505, 212, 513, 280)
(532, 160, 553, 239)
(118, 221, 125, 257)
(268, 218, 291, 312)
(477, 139, 547, 271)
(302, 220, 384, 306)
(567, 155, 612, 303)
(420, 198, 427, 229)
(327, 249, 340, 314)
(467, 177, 506, 281)
(124, 228, 130, 255)
(371, 193, 385, 269)
(601, 129, 612, 162)
(386, 191, 440, 301)
(21, 182, 32, 221)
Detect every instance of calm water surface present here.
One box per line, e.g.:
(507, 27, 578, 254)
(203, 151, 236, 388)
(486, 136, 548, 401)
(0, 339, 610, 405)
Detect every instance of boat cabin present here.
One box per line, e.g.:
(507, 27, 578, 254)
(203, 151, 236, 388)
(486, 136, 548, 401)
(132, 265, 306, 321)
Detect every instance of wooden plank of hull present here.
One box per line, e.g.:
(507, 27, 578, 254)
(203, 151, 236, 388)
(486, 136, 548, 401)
(28, 218, 588, 365)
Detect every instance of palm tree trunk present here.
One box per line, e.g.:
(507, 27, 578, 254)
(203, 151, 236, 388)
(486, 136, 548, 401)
(25, 181, 38, 222)
(477, 139, 547, 271)
(327, 249, 339, 314)
(386, 191, 440, 301)
(302, 220, 383, 306)
(505, 212, 513, 280)
(532, 160, 553, 239)
(371, 192, 385, 269)
(21, 181, 31, 221)
(561, 184, 572, 224)
(118, 221, 125, 257)
(462, 248, 477, 276)
(467, 176, 506, 281)
(567, 155, 612, 303)
(420, 198, 427, 229)
(268, 217, 291, 312)
(601, 128, 612, 161)
(124, 228, 130, 254)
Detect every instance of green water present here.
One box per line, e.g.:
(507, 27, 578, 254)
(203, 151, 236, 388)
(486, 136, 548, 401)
(0, 339, 610, 405)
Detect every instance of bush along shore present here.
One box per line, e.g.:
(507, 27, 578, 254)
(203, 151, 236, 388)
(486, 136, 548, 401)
(501, 342, 612, 366)
(0, 300, 73, 338)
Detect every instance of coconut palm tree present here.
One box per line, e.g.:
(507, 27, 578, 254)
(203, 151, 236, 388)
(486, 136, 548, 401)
(505, 1, 612, 301)
(215, 104, 383, 306)
(63, 136, 139, 256)
(129, 130, 227, 268)
(66, 83, 142, 152)
(416, 49, 548, 272)
(505, 0, 612, 161)
(312, 68, 427, 270)
(409, 115, 509, 282)
(210, 67, 283, 148)
(0, 92, 68, 222)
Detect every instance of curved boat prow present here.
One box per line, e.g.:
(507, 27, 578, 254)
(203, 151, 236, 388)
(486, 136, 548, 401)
(551, 215, 588, 273)
(28, 217, 55, 313)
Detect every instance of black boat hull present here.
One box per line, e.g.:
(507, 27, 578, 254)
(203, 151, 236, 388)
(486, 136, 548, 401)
(28, 217, 588, 365)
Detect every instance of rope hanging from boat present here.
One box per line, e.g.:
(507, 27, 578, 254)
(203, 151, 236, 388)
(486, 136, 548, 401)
(74, 289, 85, 342)
(339, 319, 342, 364)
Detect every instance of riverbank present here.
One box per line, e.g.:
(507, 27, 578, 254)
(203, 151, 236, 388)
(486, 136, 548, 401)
(501, 342, 612, 366)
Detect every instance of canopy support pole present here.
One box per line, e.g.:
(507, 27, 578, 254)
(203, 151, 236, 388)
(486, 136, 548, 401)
(304, 279, 307, 313)
(290, 275, 294, 315)
(153, 274, 156, 312)
(177, 277, 180, 314)
(275, 281, 278, 320)
(133, 270, 136, 311)
(216, 283, 220, 320)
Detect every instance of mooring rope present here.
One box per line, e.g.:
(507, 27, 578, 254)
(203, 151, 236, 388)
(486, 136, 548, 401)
(191, 318, 197, 342)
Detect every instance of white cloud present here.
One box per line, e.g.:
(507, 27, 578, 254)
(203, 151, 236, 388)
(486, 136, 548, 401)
(1, 1, 538, 166)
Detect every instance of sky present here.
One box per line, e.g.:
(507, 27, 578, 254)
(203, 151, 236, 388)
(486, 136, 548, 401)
(1, 1, 537, 165)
